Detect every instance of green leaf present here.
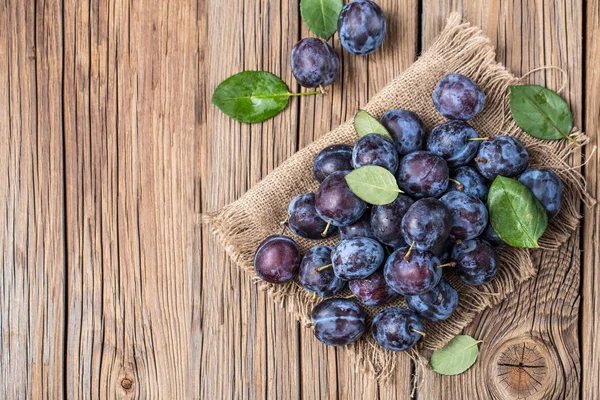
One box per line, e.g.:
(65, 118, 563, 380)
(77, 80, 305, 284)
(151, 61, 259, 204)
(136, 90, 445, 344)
(487, 176, 548, 248)
(430, 335, 483, 376)
(509, 85, 575, 143)
(300, 0, 344, 40)
(345, 165, 401, 205)
(353, 110, 394, 142)
(211, 71, 291, 123)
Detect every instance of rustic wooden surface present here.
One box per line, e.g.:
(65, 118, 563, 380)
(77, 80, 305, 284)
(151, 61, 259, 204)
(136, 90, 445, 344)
(1, 0, 598, 398)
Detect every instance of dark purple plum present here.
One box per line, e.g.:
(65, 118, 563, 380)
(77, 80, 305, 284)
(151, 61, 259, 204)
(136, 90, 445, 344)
(313, 144, 354, 183)
(430, 237, 453, 263)
(448, 166, 489, 202)
(380, 109, 426, 155)
(340, 209, 376, 240)
(337, 0, 386, 56)
(426, 120, 480, 167)
(452, 239, 497, 285)
(254, 235, 301, 284)
(475, 136, 529, 180)
(298, 246, 346, 298)
(440, 191, 488, 240)
(405, 279, 458, 322)
(384, 247, 443, 295)
(432, 73, 485, 120)
(518, 168, 563, 217)
(312, 299, 366, 346)
(371, 307, 423, 351)
(332, 238, 385, 280)
(371, 194, 414, 247)
(397, 151, 449, 198)
(315, 171, 367, 227)
(349, 269, 399, 306)
(352, 133, 399, 173)
(291, 38, 340, 88)
(481, 223, 506, 248)
(288, 193, 337, 239)
(401, 198, 451, 251)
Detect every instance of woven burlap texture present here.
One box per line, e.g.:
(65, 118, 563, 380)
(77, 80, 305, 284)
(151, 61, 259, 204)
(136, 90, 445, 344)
(203, 14, 592, 382)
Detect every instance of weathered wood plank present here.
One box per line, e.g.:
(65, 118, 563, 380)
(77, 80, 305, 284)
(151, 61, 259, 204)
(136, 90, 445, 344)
(199, 0, 302, 398)
(0, 0, 66, 397)
(420, 1, 583, 398)
(582, 0, 600, 398)
(63, 0, 199, 397)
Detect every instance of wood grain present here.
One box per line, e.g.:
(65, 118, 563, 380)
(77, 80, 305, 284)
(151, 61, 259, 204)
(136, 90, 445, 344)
(62, 0, 199, 398)
(0, 0, 595, 398)
(421, 1, 583, 398)
(0, 0, 65, 397)
(582, 0, 600, 398)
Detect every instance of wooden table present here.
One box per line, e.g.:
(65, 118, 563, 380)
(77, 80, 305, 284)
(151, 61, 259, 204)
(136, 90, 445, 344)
(1, 0, 598, 398)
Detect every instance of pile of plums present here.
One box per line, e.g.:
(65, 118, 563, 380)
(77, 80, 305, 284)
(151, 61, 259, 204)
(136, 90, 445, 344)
(291, 0, 386, 89)
(253, 73, 564, 352)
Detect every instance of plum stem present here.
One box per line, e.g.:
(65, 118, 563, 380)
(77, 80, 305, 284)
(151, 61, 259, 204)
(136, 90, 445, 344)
(436, 262, 456, 269)
(287, 89, 323, 97)
(316, 264, 332, 272)
(448, 178, 464, 191)
(404, 241, 415, 261)
(474, 157, 488, 164)
(279, 214, 289, 226)
(343, 294, 355, 299)
(411, 328, 426, 337)
(455, 239, 467, 249)
(468, 137, 490, 141)
(321, 219, 332, 237)
(312, 292, 317, 300)
(318, 85, 325, 95)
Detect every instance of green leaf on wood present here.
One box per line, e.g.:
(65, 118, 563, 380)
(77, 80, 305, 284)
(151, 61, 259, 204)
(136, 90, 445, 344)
(300, 0, 344, 40)
(430, 335, 483, 376)
(345, 165, 401, 205)
(487, 176, 548, 248)
(211, 71, 291, 123)
(509, 85, 575, 143)
(353, 110, 394, 142)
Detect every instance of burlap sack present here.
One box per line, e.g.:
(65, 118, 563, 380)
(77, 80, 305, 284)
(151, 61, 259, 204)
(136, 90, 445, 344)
(203, 14, 592, 381)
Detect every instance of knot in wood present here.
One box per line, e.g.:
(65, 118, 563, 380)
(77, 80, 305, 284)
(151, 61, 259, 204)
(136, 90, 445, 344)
(488, 335, 560, 400)
(121, 378, 133, 390)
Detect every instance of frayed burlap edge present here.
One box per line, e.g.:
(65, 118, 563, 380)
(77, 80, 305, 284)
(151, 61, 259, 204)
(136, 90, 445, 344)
(202, 14, 594, 383)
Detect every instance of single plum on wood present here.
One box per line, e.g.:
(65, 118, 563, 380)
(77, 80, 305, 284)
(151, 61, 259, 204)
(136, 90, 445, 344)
(291, 38, 339, 88)
(338, 0, 386, 55)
